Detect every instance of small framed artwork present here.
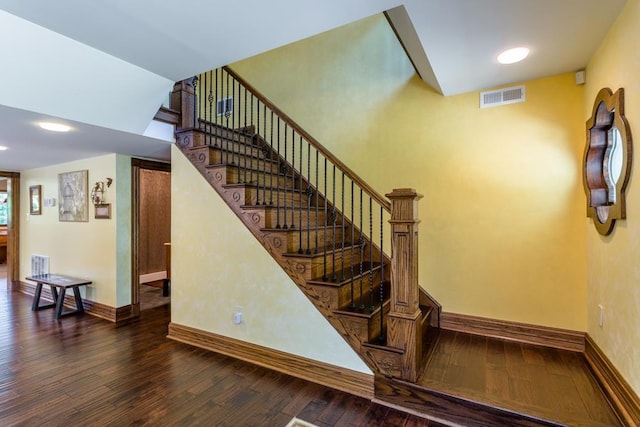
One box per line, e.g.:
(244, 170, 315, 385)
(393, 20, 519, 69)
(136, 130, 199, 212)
(94, 203, 111, 219)
(29, 185, 42, 215)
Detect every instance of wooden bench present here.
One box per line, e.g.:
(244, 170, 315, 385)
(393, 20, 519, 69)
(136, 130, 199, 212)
(27, 274, 92, 319)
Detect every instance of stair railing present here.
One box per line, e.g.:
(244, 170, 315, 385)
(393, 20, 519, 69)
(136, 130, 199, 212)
(171, 68, 423, 380)
(195, 67, 391, 336)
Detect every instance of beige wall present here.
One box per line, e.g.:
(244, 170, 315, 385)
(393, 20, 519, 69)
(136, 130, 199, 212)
(20, 154, 131, 308)
(584, 0, 640, 396)
(170, 145, 371, 374)
(231, 14, 587, 330)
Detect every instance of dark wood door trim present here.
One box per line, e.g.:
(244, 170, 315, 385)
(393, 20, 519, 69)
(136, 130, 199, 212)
(1, 172, 20, 290)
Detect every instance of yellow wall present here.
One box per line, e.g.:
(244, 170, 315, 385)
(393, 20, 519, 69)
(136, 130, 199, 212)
(170, 145, 371, 374)
(584, 0, 640, 396)
(20, 154, 131, 308)
(231, 14, 587, 330)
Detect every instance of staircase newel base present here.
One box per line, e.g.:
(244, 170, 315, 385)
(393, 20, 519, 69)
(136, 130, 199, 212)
(387, 309, 423, 382)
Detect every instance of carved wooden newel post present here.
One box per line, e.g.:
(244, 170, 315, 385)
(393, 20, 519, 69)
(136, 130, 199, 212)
(171, 79, 196, 130)
(171, 78, 204, 149)
(386, 188, 423, 382)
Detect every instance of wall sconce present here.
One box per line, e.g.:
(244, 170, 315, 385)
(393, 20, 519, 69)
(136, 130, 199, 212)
(91, 177, 113, 206)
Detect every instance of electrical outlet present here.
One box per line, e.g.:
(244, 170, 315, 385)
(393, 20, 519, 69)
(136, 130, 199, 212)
(598, 304, 604, 328)
(233, 306, 243, 325)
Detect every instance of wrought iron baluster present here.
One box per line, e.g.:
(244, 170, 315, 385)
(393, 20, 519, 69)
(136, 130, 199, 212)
(350, 181, 355, 310)
(192, 76, 198, 131)
(224, 71, 230, 164)
(204, 72, 209, 145)
(254, 99, 260, 205)
(359, 188, 364, 311)
(315, 150, 319, 254)
(298, 135, 303, 253)
(242, 87, 248, 183)
(214, 69, 219, 143)
(379, 205, 385, 343)
(306, 142, 312, 254)
(269, 110, 274, 206)
(275, 117, 281, 228)
(249, 93, 254, 185)
(369, 197, 374, 312)
(340, 172, 345, 282)
(231, 76, 236, 165)
(262, 104, 268, 205)
(331, 165, 337, 282)
(322, 157, 328, 281)
(282, 122, 288, 229)
(290, 128, 296, 230)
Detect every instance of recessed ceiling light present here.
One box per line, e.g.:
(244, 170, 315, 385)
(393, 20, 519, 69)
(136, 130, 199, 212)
(39, 122, 71, 132)
(0, 146, 8, 151)
(497, 47, 530, 65)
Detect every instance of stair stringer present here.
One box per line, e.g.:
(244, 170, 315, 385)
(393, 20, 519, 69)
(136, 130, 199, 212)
(176, 128, 412, 378)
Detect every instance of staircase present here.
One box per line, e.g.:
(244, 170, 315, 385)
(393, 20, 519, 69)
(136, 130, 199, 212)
(170, 67, 441, 384)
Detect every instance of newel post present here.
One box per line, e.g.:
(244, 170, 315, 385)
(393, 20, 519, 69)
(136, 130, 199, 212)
(170, 78, 196, 131)
(385, 188, 423, 382)
(171, 77, 204, 149)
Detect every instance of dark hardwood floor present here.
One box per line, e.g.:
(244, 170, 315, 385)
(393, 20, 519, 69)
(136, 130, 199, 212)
(417, 330, 620, 426)
(0, 273, 622, 426)
(0, 283, 441, 426)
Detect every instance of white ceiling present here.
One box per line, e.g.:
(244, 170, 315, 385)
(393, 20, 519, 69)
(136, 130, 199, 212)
(0, 0, 628, 172)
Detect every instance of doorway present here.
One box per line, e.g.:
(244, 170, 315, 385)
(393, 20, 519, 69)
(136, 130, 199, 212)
(131, 159, 171, 315)
(0, 173, 19, 291)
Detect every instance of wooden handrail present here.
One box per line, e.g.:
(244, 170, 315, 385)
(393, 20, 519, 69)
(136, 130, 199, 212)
(223, 66, 391, 213)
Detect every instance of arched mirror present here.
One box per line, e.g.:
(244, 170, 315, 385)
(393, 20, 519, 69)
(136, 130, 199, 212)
(584, 88, 632, 235)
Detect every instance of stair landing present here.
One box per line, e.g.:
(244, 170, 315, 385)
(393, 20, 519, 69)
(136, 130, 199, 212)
(376, 329, 621, 426)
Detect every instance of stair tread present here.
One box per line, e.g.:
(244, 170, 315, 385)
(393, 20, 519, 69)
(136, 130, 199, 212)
(205, 156, 278, 167)
(282, 242, 360, 258)
(308, 262, 383, 286)
(222, 183, 308, 194)
(334, 298, 389, 319)
(261, 223, 347, 232)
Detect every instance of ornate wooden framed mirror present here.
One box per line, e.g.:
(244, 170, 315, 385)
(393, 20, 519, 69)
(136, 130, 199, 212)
(583, 88, 632, 235)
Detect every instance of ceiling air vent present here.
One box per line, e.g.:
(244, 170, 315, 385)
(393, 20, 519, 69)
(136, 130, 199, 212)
(480, 85, 525, 108)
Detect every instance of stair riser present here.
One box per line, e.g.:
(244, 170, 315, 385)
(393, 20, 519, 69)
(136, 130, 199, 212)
(207, 137, 268, 159)
(234, 171, 304, 190)
(199, 124, 256, 145)
(215, 153, 280, 174)
(335, 306, 386, 343)
(281, 247, 362, 282)
(305, 248, 361, 281)
(309, 269, 383, 311)
(241, 207, 332, 231)
(265, 226, 353, 254)
(225, 186, 310, 207)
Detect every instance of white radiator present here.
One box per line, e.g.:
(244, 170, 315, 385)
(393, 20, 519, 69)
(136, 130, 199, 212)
(30, 254, 50, 276)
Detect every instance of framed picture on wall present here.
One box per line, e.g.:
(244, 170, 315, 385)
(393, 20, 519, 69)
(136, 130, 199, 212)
(29, 185, 41, 215)
(58, 170, 89, 222)
(94, 203, 111, 219)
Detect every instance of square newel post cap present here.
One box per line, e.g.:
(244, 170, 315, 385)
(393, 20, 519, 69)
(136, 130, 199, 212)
(385, 188, 423, 200)
(386, 188, 422, 222)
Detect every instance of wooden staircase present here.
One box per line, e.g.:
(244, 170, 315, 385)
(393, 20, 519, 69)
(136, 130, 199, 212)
(174, 121, 439, 381)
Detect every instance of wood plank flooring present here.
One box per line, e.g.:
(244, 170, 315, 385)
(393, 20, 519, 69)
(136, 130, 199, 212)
(416, 330, 621, 426)
(0, 284, 441, 426)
